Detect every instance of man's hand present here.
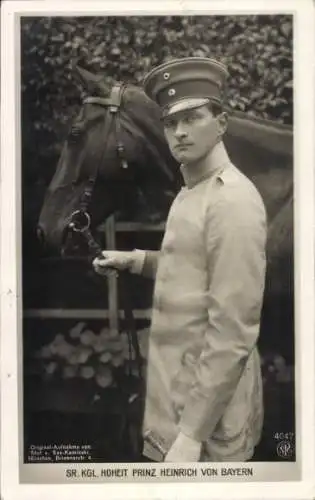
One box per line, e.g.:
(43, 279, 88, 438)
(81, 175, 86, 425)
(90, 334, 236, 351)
(92, 250, 134, 277)
(164, 432, 202, 462)
(92, 249, 146, 277)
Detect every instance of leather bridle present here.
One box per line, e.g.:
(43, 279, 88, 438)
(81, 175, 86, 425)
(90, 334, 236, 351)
(67, 83, 128, 242)
(66, 83, 143, 382)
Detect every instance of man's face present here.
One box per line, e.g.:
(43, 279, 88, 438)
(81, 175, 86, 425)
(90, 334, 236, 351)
(163, 105, 226, 165)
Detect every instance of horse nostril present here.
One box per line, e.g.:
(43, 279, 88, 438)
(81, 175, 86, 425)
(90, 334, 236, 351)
(36, 225, 46, 246)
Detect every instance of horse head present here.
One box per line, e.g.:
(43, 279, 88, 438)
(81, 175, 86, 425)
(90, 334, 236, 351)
(37, 65, 179, 256)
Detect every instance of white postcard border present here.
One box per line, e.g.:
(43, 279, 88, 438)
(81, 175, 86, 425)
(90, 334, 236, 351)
(1, 1, 315, 499)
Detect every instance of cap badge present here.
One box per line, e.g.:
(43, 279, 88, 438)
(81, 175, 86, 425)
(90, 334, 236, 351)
(168, 88, 176, 96)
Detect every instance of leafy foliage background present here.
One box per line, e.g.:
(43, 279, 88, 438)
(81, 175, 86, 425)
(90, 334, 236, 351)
(21, 15, 293, 178)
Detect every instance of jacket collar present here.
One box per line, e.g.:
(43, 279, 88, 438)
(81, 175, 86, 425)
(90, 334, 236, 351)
(180, 141, 230, 189)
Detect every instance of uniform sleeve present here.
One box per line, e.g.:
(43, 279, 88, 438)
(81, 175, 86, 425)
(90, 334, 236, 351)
(142, 250, 161, 279)
(129, 250, 160, 279)
(179, 189, 267, 442)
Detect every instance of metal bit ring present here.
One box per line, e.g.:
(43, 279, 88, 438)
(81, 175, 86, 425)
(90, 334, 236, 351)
(68, 210, 91, 233)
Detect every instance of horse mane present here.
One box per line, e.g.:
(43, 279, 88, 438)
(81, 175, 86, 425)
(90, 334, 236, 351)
(228, 110, 293, 157)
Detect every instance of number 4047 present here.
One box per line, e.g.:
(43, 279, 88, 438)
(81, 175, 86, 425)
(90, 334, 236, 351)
(274, 432, 294, 441)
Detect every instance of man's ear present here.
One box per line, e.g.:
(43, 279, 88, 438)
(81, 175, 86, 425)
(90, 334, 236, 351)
(217, 111, 228, 136)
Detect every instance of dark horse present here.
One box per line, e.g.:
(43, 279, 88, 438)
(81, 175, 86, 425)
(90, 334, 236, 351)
(37, 66, 180, 256)
(38, 66, 293, 356)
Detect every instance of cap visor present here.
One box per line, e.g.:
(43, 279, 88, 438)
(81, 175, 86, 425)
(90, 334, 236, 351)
(163, 97, 210, 118)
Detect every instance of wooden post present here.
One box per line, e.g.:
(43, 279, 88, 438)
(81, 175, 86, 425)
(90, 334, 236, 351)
(105, 215, 119, 334)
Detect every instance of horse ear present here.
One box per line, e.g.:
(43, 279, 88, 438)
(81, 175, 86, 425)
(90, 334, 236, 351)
(74, 65, 110, 96)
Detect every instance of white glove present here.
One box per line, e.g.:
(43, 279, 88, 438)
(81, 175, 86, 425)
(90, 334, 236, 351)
(92, 249, 146, 276)
(164, 432, 202, 462)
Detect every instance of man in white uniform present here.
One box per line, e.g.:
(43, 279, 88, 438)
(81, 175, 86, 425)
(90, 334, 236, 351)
(93, 57, 267, 462)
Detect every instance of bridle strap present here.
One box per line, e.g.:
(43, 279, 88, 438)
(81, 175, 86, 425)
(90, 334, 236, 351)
(83, 96, 117, 107)
(78, 83, 126, 213)
(84, 85, 124, 111)
(67, 83, 142, 381)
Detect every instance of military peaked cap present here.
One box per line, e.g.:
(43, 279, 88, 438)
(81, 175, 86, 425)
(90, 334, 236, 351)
(143, 57, 229, 117)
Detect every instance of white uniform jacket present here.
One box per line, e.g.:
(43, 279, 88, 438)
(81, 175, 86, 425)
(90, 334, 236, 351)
(142, 143, 267, 461)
